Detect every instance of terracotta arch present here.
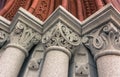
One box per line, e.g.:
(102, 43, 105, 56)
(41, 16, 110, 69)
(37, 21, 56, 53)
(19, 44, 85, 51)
(28, 0, 39, 13)
(1, 0, 120, 22)
(112, 0, 120, 12)
(0, 0, 7, 10)
(0, 0, 32, 21)
(0, 0, 14, 15)
(31, 0, 55, 21)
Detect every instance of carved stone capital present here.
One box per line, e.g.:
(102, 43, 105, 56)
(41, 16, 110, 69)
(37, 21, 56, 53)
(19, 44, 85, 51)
(83, 22, 120, 60)
(42, 22, 81, 53)
(7, 21, 41, 57)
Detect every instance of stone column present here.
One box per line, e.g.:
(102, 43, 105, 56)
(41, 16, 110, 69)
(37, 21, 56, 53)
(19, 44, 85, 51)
(96, 50, 120, 77)
(40, 22, 81, 77)
(41, 46, 71, 77)
(83, 22, 120, 77)
(0, 8, 42, 77)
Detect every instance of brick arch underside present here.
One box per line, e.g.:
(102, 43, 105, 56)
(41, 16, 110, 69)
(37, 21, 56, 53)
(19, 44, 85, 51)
(0, 0, 120, 21)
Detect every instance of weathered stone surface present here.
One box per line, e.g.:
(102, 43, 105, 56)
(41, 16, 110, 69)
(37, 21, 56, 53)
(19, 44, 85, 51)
(1, 3, 120, 77)
(40, 46, 71, 77)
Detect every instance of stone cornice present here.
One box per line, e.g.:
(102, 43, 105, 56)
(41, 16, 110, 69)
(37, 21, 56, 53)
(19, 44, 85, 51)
(82, 3, 120, 35)
(43, 3, 120, 36)
(43, 6, 81, 35)
(81, 3, 120, 61)
(10, 7, 43, 33)
(0, 16, 10, 33)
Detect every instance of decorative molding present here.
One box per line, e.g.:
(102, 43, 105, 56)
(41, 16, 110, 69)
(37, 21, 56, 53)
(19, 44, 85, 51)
(83, 22, 120, 60)
(43, 6, 81, 35)
(10, 7, 43, 33)
(45, 46, 72, 59)
(0, 16, 10, 33)
(42, 21, 81, 53)
(82, 3, 120, 35)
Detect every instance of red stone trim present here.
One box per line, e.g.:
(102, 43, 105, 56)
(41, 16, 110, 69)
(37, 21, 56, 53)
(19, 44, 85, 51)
(112, 0, 120, 12)
(76, 0, 84, 21)
(28, 0, 39, 13)
(62, 0, 68, 10)
(0, 0, 32, 21)
(0, 0, 14, 15)
(32, 0, 53, 21)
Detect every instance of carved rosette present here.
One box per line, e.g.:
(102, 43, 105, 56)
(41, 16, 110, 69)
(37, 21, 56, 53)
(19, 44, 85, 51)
(42, 22, 81, 53)
(0, 30, 8, 47)
(8, 21, 41, 56)
(83, 22, 120, 60)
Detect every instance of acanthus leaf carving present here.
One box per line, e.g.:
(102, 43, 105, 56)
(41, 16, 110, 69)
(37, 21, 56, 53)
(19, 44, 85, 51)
(42, 22, 81, 52)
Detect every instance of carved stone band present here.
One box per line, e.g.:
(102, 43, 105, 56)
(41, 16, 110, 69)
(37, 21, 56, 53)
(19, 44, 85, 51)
(94, 50, 120, 61)
(6, 43, 28, 57)
(45, 46, 71, 59)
